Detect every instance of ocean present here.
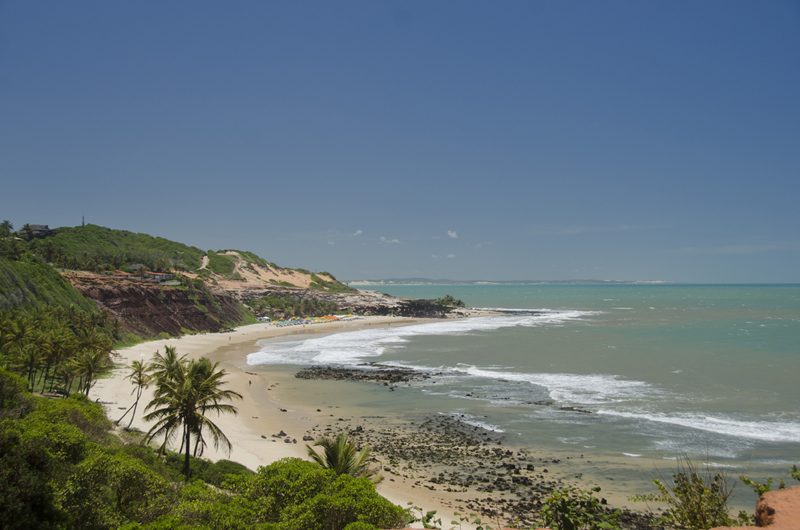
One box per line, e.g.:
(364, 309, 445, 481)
(246, 284, 800, 507)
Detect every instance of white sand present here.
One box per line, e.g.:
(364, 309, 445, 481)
(91, 316, 467, 525)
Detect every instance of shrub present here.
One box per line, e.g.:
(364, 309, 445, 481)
(632, 456, 750, 529)
(539, 486, 619, 530)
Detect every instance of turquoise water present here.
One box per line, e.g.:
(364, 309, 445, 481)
(248, 284, 800, 501)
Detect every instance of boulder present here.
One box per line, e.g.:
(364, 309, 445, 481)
(712, 485, 800, 530)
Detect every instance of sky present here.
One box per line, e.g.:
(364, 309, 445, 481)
(1, 1, 799, 283)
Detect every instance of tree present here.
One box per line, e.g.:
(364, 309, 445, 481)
(306, 432, 382, 483)
(148, 345, 185, 383)
(0, 220, 12, 239)
(117, 360, 152, 429)
(143, 354, 242, 481)
(74, 349, 113, 396)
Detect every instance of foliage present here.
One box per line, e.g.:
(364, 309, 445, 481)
(39, 224, 204, 273)
(0, 258, 98, 312)
(309, 273, 356, 293)
(632, 457, 749, 529)
(248, 293, 341, 319)
(143, 351, 242, 481)
(740, 464, 800, 497)
(0, 363, 407, 530)
(205, 251, 239, 278)
(230, 458, 406, 530)
(59, 448, 174, 529)
(434, 294, 466, 308)
(538, 486, 619, 530)
(162, 452, 254, 487)
(306, 432, 382, 483)
(1, 307, 118, 397)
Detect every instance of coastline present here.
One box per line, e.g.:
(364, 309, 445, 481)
(93, 315, 487, 525)
(92, 313, 655, 528)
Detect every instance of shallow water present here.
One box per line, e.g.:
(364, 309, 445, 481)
(247, 284, 800, 509)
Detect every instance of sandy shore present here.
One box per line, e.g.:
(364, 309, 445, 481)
(92, 314, 656, 529)
(92, 316, 470, 524)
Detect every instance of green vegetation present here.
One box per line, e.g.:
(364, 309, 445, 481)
(0, 258, 98, 312)
(143, 348, 242, 481)
(1, 307, 119, 396)
(22, 224, 204, 273)
(205, 250, 240, 278)
(309, 273, 356, 293)
(116, 360, 152, 429)
(306, 433, 382, 484)
(539, 487, 619, 530)
(0, 365, 409, 530)
(740, 464, 800, 497)
(248, 294, 340, 319)
(434, 295, 466, 308)
(632, 456, 751, 529)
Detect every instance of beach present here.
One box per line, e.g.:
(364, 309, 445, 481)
(92, 316, 505, 526)
(92, 282, 800, 527)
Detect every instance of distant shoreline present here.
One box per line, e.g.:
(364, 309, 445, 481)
(348, 279, 673, 286)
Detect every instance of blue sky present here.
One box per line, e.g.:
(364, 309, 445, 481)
(1, 1, 799, 282)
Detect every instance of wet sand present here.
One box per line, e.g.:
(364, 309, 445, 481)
(93, 315, 659, 529)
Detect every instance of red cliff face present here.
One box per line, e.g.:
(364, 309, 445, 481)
(67, 275, 246, 337)
(712, 485, 800, 530)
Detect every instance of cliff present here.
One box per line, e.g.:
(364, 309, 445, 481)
(66, 275, 250, 337)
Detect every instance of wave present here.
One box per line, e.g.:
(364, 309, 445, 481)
(247, 310, 596, 366)
(598, 410, 800, 444)
(439, 412, 505, 433)
(459, 365, 654, 405)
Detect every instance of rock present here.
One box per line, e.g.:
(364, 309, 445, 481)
(711, 485, 800, 530)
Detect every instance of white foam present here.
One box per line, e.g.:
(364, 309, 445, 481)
(440, 412, 505, 433)
(460, 365, 653, 405)
(247, 311, 596, 366)
(599, 410, 800, 444)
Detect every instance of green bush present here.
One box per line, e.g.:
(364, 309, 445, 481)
(539, 486, 619, 530)
(632, 457, 750, 529)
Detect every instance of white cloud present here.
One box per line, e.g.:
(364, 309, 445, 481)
(431, 254, 439, 259)
(447, 254, 456, 259)
(351, 230, 363, 236)
(447, 230, 458, 239)
(328, 241, 335, 245)
(379, 236, 400, 244)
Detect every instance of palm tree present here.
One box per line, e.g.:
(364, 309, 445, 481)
(17, 344, 43, 392)
(75, 349, 113, 395)
(143, 355, 242, 481)
(306, 433, 382, 483)
(148, 345, 185, 384)
(117, 360, 152, 429)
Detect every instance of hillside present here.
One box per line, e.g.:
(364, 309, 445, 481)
(10, 223, 354, 293)
(0, 259, 98, 312)
(196, 250, 351, 292)
(0, 222, 466, 338)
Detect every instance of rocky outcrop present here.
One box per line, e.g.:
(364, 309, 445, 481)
(296, 364, 444, 385)
(231, 285, 403, 314)
(712, 485, 800, 530)
(67, 275, 247, 337)
(232, 286, 456, 317)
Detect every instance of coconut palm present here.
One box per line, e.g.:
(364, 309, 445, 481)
(17, 344, 44, 392)
(148, 345, 186, 384)
(143, 355, 242, 481)
(117, 360, 152, 429)
(74, 348, 114, 395)
(306, 433, 382, 483)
